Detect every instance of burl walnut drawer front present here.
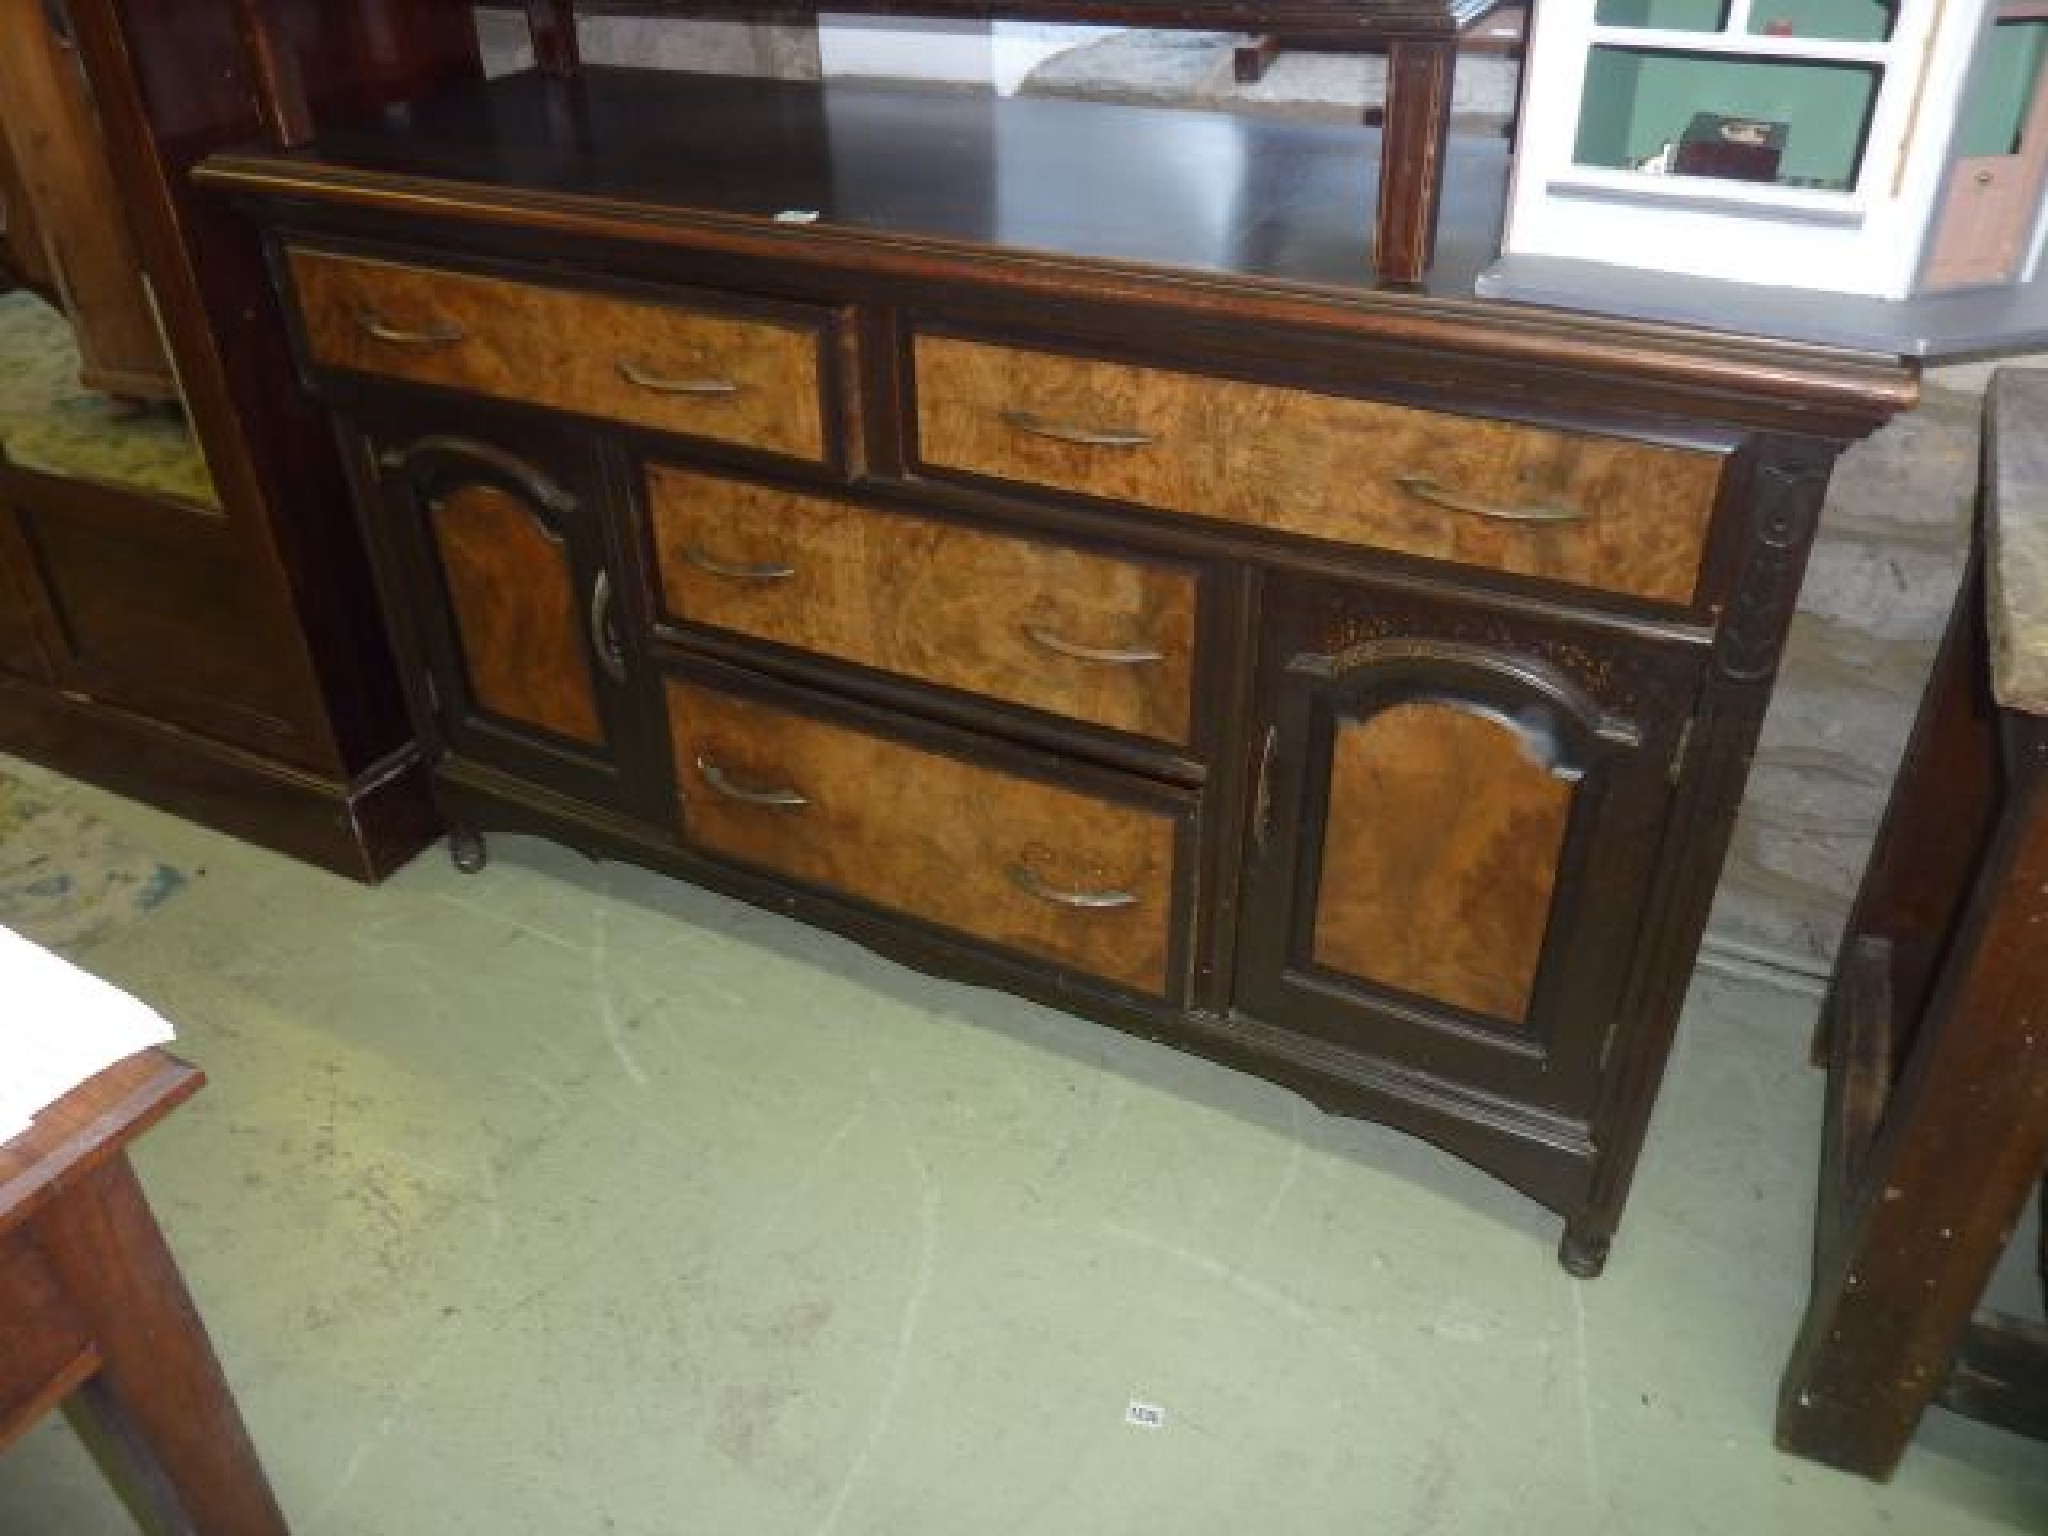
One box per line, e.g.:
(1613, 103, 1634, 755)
(648, 464, 1198, 744)
(287, 248, 827, 461)
(668, 680, 1181, 996)
(913, 334, 1723, 605)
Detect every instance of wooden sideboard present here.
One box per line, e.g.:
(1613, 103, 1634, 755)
(200, 52, 1914, 1272)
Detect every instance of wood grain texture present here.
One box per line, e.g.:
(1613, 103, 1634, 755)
(39, 1153, 290, 1536)
(648, 464, 1198, 743)
(0, 115, 53, 297)
(915, 333, 1721, 605)
(432, 484, 603, 745)
(289, 247, 827, 460)
(0, 1232, 96, 1451)
(1312, 702, 1572, 1023)
(0, 0, 174, 400)
(669, 680, 1179, 993)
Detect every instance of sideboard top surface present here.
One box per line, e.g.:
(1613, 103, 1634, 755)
(531, 0, 1499, 33)
(197, 66, 1919, 428)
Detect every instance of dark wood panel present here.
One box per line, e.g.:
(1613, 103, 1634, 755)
(433, 483, 604, 747)
(18, 504, 301, 734)
(0, 513, 52, 683)
(648, 464, 1198, 743)
(0, 672, 437, 882)
(289, 247, 828, 460)
(669, 678, 1181, 995)
(1312, 702, 1572, 1024)
(916, 333, 1724, 605)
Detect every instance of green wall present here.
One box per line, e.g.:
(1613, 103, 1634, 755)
(1575, 48, 1879, 187)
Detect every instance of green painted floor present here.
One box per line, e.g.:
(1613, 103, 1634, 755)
(1, 754, 2043, 1534)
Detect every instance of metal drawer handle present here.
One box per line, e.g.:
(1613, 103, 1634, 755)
(358, 309, 466, 348)
(999, 408, 1155, 449)
(1023, 623, 1162, 667)
(617, 359, 740, 396)
(1006, 861, 1138, 911)
(589, 569, 626, 684)
(1394, 472, 1586, 525)
(696, 754, 808, 808)
(684, 545, 797, 583)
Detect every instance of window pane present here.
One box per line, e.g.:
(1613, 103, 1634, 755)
(1956, 19, 2048, 157)
(1595, 0, 1733, 31)
(1574, 48, 1880, 190)
(1745, 0, 1897, 43)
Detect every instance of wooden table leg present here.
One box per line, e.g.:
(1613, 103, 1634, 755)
(1776, 726, 2048, 1478)
(1375, 36, 1457, 286)
(34, 1153, 289, 1536)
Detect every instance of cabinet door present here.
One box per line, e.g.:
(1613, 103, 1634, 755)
(367, 422, 655, 817)
(1235, 575, 1698, 1119)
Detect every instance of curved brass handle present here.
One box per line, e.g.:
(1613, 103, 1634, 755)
(999, 408, 1155, 449)
(684, 545, 796, 582)
(589, 570, 626, 685)
(1023, 623, 1162, 667)
(358, 309, 466, 348)
(617, 359, 740, 396)
(1005, 862, 1138, 910)
(1394, 472, 1586, 525)
(696, 754, 808, 808)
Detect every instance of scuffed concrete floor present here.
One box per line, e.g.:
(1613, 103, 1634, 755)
(2, 753, 2045, 1534)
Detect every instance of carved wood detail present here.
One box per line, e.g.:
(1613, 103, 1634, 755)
(669, 679, 1180, 994)
(1311, 702, 1573, 1024)
(915, 333, 1723, 605)
(432, 483, 603, 745)
(648, 464, 1198, 743)
(289, 247, 827, 460)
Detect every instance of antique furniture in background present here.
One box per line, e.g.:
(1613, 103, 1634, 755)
(0, 0, 441, 879)
(1777, 369, 2048, 1479)
(203, 0, 1914, 1272)
(0, 1048, 288, 1536)
(0, 0, 175, 402)
(1507, 0, 2048, 301)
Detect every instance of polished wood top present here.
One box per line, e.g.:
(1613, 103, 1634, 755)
(0, 1050, 201, 1240)
(252, 67, 1505, 293)
(198, 67, 1917, 427)
(498, 0, 1496, 36)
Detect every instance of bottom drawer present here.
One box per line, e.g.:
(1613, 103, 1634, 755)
(667, 679, 1183, 997)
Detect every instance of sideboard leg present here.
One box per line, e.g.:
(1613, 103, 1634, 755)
(1560, 1219, 1612, 1278)
(449, 825, 488, 875)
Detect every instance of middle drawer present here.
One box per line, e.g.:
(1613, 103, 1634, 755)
(647, 464, 1198, 746)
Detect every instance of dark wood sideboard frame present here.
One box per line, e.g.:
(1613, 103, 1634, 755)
(200, 2, 1917, 1274)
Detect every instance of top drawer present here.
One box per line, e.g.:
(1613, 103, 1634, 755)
(912, 333, 1724, 606)
(285, 248, 829, 462)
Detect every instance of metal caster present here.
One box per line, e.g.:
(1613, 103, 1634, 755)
(448, 826, 488, 875)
